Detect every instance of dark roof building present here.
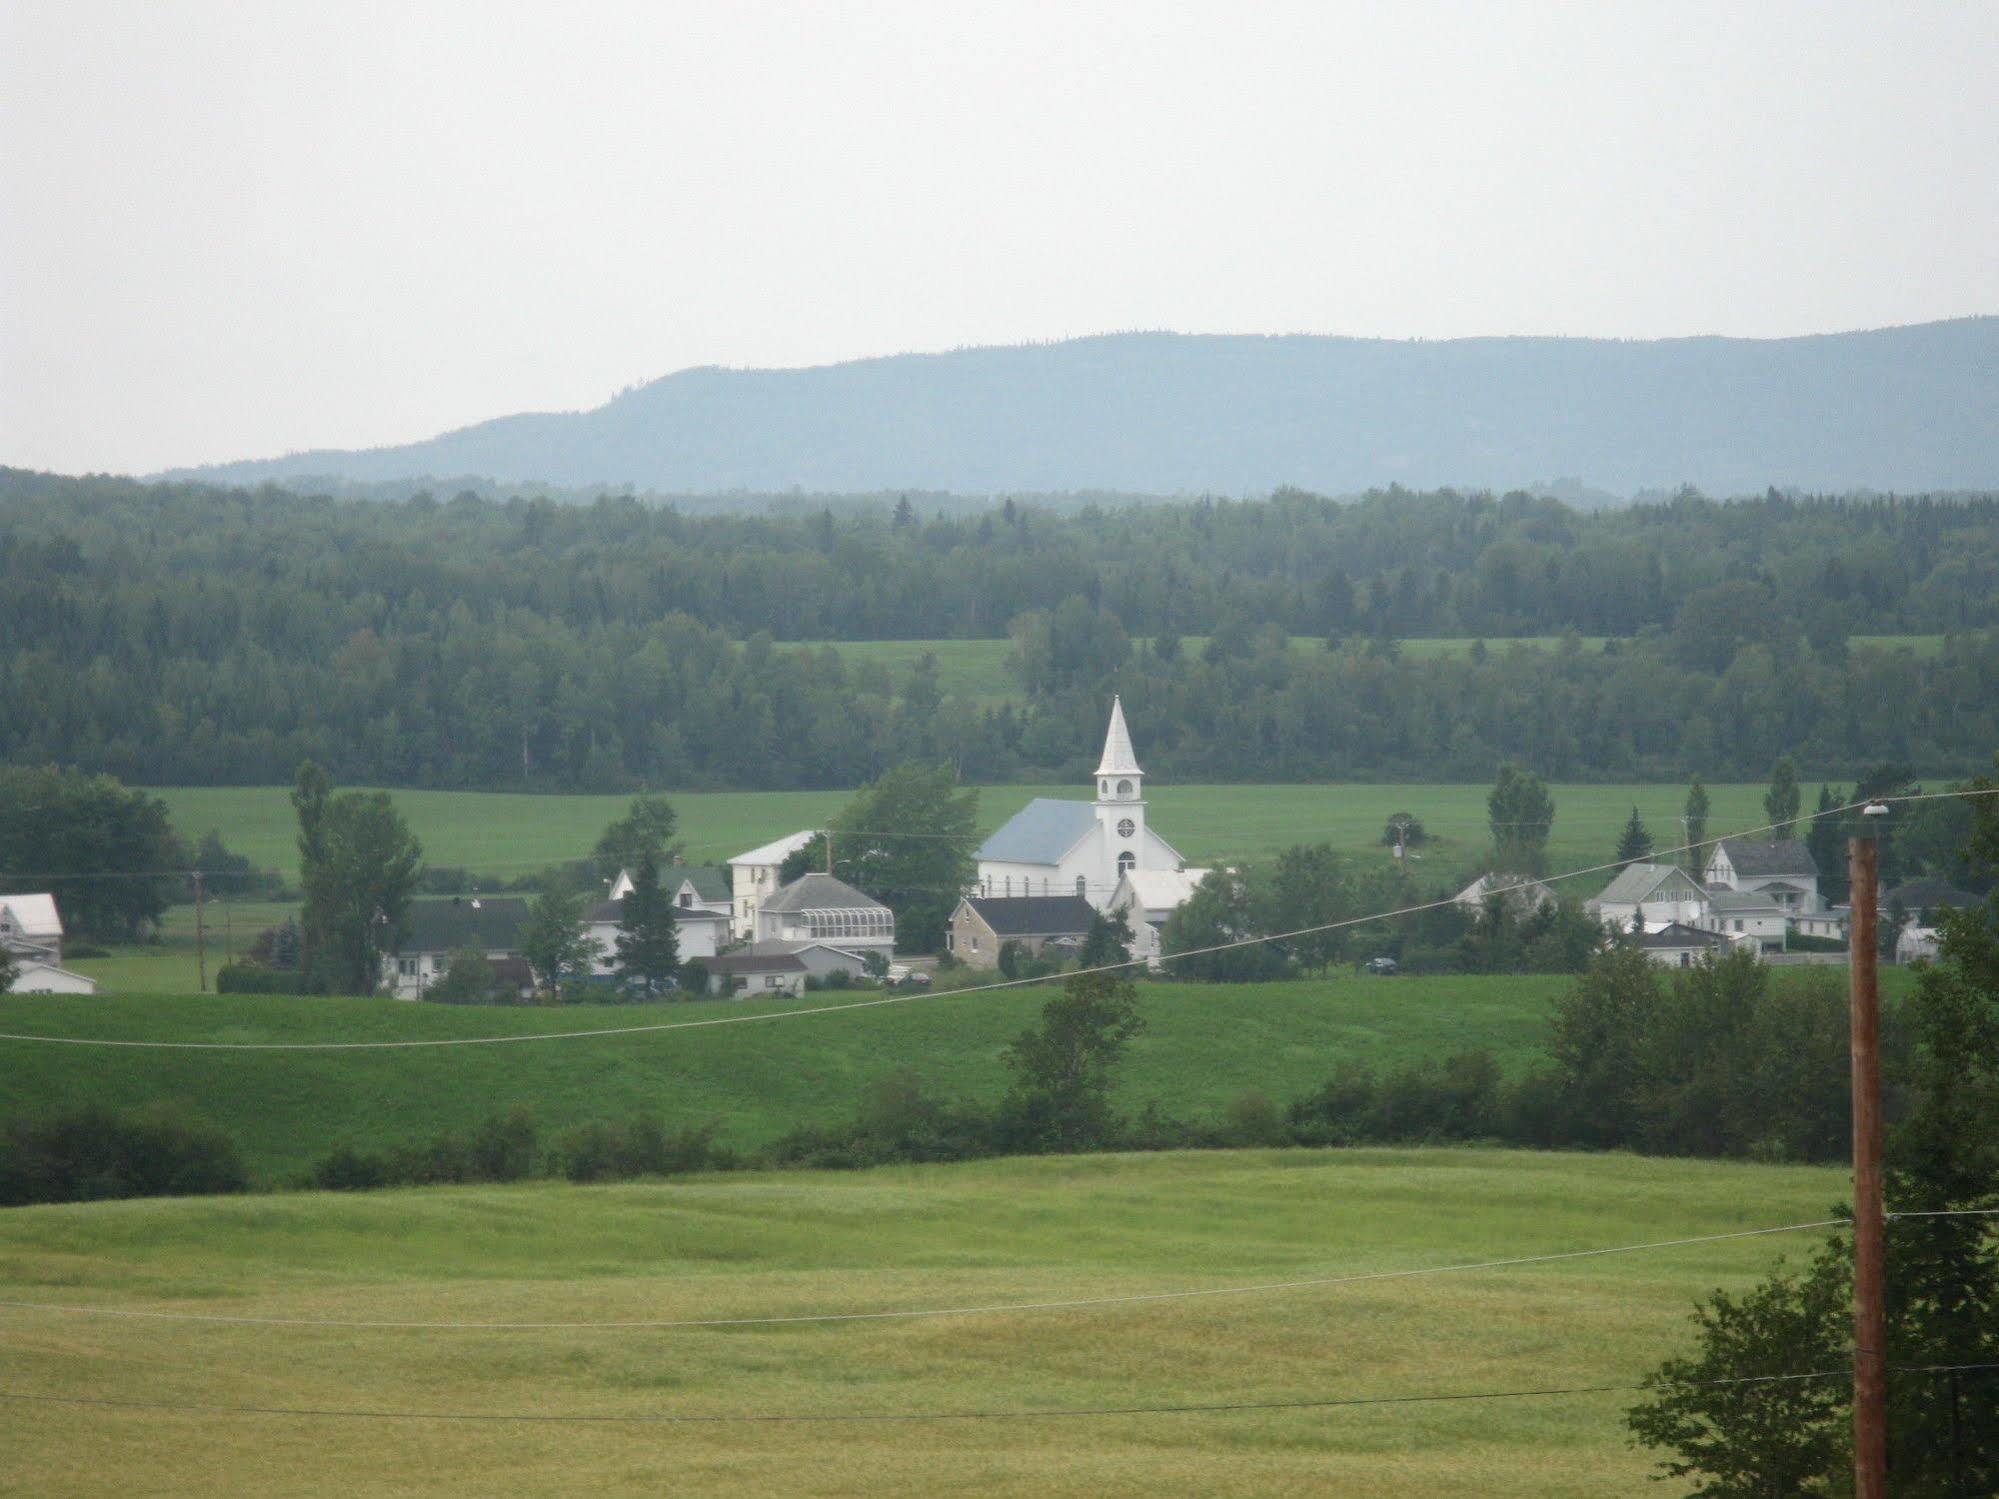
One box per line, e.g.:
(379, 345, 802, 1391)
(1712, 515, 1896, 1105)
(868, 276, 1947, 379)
(400, 897, 531, 954)
(948, 894, 1097, 965)
(1713, 838, 1819, 878)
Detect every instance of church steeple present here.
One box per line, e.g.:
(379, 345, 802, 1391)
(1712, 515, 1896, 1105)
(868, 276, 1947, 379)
(1096, 695, 1141, 780)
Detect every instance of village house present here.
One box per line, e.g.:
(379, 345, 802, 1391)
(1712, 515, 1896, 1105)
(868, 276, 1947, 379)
(752, 872, 896, 961)
(946, 894, 1096, 967)
(1452, 872, 1557, 918)
(1699, 890, 1790, 953)
(705, 939, 871, 996)
(1638, 921, 1738, 968)
(727, 831, 819, 940)
(383, 896, 536, 1000)
(1704, 837, 1823, 915)
(1887, 879, 1980, 964)
(975, 698, 1196, 915)
(1586, 862, 1710, 933)
(0, 892, 98, 995)
(584, 864, 731, 974)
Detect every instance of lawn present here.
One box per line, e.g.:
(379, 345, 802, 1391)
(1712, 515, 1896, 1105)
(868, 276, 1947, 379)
(152, 780, 1779, 886)
(0, 1148, 1850, 1496)
(0, 974, 1562, 1182)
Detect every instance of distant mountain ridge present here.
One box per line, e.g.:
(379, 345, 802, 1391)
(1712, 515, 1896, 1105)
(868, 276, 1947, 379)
(169, 319, 1999, 496)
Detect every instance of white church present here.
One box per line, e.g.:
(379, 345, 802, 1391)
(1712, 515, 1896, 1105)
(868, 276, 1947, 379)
(974, 697, 1202, 914)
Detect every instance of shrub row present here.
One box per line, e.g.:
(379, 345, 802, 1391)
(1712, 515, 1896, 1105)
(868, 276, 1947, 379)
(1, 1104, 249, 1206)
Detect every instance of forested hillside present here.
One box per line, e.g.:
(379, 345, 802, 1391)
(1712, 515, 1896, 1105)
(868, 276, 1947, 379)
(166, 321, 1999, 495)
(4, 470, 1997, 788)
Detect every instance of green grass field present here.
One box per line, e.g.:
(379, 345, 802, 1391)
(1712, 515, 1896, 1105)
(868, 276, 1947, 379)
(0, 1149, 1849, 1496)
(154, 780, 1776, 885)
(0, 976, 1563, 1181)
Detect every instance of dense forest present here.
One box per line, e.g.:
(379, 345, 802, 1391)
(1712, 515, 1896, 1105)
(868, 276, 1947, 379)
(3, 469, 1997, 789)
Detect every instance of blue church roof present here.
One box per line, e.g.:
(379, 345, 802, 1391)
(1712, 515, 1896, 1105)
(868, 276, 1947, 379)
(975, 798, 1101, 865)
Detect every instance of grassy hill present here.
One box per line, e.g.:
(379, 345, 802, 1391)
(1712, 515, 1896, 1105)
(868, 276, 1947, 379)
(0, 976, 1562, 1181)
(0, 1148, 1849, 1496)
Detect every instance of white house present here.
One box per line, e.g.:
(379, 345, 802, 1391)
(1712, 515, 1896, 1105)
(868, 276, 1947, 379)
(1637, 921, 1739, 968)
(0, 893, 67, 968)
(6, 960, 98, 995)
(1106, 867, 1211, 966)
(587, 865, 732, 973)
(1700, 890, 1789, 953)
(705, 940, 871, 997)
(727, 831, 819, 940)
(976, 697, 1191, 910)
(1587, 862, 1710, 933)
(752, 873, 896, 961)
(383, 896, 536, 1000)
(1705, 838, 1823, 915)
(1453, 873, 1557, 918)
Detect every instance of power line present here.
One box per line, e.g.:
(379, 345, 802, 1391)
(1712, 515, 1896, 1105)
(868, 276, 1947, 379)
(0, 1369, 1855, 1426)
(2, 788, 1990, 1053)
(0, 1217, 1855, 1332)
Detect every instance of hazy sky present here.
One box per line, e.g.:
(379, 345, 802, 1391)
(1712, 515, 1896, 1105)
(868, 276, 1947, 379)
(4, 1, 1994, 475)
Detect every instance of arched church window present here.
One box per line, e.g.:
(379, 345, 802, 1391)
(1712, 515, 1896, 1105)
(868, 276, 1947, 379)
(1100, 779, 1109, 795)
(1118, 851, 1136, 876)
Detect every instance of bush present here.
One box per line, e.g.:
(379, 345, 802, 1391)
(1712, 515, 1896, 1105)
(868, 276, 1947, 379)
(0, 1104, 249, 1206)
(678, 959, 711, 996)
(550, 1116, 728, 1182)
(216, 963, 319, 995)
(310, 1145, 391, 1191)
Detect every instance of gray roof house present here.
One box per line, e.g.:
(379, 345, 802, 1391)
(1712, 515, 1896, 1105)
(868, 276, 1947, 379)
(386, 897, 533, 1000)
(1638, 921, 1737, 967)
(1705, 838, 1823, 914)
(753, 873, 896, 955)
(947, 895, 1097, 966)
(1587, 863, 1710, 932)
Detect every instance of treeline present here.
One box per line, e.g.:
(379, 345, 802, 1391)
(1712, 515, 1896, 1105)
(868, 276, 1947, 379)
(6, 469, 1999, 788)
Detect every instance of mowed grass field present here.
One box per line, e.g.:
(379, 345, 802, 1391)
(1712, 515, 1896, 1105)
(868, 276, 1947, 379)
(0, 1149, 1849, 1497)
(153, 780, 1776, 884)
(0, 975, 1564, 1181)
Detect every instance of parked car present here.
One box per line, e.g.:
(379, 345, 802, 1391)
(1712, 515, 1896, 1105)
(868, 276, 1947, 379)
(1362, 956, 1399, 975)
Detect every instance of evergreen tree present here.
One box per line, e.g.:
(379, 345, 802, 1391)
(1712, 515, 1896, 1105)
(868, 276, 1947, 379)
(0, 942, 16, 994)
(1615, 806, 1654, 866)
(1488, 763, 1556, 873)
(1683, 775, 1711, 870)
(1806, 784, 1847, 903)
(612, 854, 679, 998)
(1763, 756, 1801, 837)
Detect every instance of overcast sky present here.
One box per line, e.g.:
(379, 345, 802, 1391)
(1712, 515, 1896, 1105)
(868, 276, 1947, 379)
(3, 1, 1994, 476)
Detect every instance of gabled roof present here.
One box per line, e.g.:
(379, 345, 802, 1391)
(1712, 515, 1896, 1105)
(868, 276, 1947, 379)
(1715, 838, 1818, 878)
(0, 894, 63, 939)
(1592, 862, 1706, 907)
(1638, 921, 1732, 951)
(670, 865, 731, 902)
(729, 830, 819, 867)
(1096, 696, 1142, 777)
(1885, 879, 1978, 913)
(707, 939, 869, 974)
(1115, 867, 1210, 913)
(961, 895, 1097, 937)
(1454, 873, 1556, 908)
(975, 798, 1101, 866)
(759, 872, 889, 914)
(401, 897, 531, 953)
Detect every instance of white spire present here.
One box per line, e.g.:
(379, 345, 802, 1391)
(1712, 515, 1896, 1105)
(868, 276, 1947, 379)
(1095, 695, 1142, 777)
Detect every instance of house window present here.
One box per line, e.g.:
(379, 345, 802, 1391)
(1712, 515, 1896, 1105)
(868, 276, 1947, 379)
(765, 975, 786, 989)
(1077, 876, 1088, 896)
(397, 957, 417, 977)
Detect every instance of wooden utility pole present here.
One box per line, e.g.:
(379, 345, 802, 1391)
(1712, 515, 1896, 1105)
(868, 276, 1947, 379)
(192, 871, 208, 994)
(1848, 834, 1888, 1499)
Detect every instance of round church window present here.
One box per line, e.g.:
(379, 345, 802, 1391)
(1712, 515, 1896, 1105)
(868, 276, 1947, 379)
(1117, 818, 1135, 838)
